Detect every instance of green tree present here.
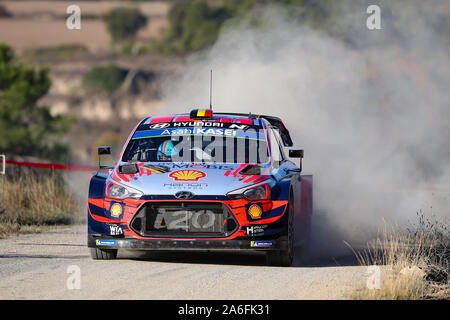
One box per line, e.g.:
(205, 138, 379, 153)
(158, 0, 348, 54)
(102, 7, 148, 43)
(164, 0, 231, 52)
(0, 43, 74, 161)
(83, 64, 128, 93)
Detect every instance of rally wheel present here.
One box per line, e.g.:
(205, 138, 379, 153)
(266, 201, 294, 267)
(90, 247, 118, 260)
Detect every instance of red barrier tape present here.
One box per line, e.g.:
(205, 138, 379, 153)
(5, 160, 97, 172)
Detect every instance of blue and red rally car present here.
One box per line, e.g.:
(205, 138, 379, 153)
(88, 109, 313, 266)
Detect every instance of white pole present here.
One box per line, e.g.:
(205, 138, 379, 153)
(0, 155, 4, 175)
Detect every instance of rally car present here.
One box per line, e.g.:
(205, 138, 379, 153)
(88, 109, 313, 266)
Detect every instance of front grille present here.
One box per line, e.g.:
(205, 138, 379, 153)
(130, 202, 239, 238)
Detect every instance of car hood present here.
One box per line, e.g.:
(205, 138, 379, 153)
(111, 162, 272, 196)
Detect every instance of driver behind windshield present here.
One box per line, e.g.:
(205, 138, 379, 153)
(157, 139, 178, 161)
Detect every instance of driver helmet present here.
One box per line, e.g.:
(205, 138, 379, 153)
(157, 140, 178, 161)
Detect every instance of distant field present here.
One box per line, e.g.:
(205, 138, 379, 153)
(0, 1, 169, 16)
(0, 0, 169, 52)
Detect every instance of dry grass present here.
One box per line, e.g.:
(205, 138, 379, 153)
(0, 221, 68, 239)
(0, 173, 79, 238)
(349, 216, 450, 300)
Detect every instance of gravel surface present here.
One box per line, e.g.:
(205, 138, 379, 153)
(0, 225, 366, 299)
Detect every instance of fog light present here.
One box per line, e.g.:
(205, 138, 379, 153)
(248, 204, 262, 219)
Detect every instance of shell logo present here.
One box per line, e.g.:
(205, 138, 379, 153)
(248, 204, 262, 219)
(110, 203, 123, 217)
(169, 170, 206, 181)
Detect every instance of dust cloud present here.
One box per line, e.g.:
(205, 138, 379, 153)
(157, 2, 450, 258)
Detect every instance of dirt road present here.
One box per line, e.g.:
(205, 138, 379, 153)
(0, 225, 366, 299)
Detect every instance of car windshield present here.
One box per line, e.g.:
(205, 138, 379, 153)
(122, 127, 270, 164)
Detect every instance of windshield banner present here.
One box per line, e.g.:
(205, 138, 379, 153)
(132, 127, 266, 141)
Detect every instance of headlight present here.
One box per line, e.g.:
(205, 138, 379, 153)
(243, 185, 269, 200)
(106, 181, 143, 200)
(227, 180, 271, 200)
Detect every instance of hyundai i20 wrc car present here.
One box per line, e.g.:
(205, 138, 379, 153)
(88, 109, 313, 266)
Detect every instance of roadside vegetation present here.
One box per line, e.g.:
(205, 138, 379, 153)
(140, 0, 352, 54)
(20, 44, 89, 63)
(83, 64, 129, 94)
(139, 0, 450, 55)
(0, 42, 74, 162)
(0, 171, 80, 239)
(0, 42, 79, 238)
(350, 214, 449, 300)
(102, 6, 148, 55)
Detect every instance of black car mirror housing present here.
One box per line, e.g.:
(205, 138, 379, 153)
(289, 149, 304, 172)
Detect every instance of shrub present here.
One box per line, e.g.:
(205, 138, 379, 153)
(21, 44, 88, 62)
(162, 0, 231, 53)
(159, 0, 357, 54)
(83, 64, 128, 93)
(102, 7, 147, 43)
(350, 216, 449, 300)
(0, 173, 77, 226)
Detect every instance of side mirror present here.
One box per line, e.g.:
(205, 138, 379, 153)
(98, 146, 113, 169)
(289, 149, 304, 158)
(98, 146, 112, 155)
(289, 149, 304, 172)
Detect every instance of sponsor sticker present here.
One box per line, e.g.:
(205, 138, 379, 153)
(248, 204, 263, 219)
(169, 170, 206, 181)
(141, 164, 171, 174)
(161, 128, 237, 137)
(246, 225, 268, 236)
(108, 224, 123, 236)
(148, 122, 170, 129)
(168, 163, 236, 171)
(110, 203, 123, 217)
(144, 121, 249, 130)
(132, 127, 264, 141)
(95, 240, 117, 247)
(163, 182, 207, 190)
(250, 241, 274, 248)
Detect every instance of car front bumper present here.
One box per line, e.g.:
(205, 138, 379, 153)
(88, 234, 287, 251)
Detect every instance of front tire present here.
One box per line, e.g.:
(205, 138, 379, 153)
(90, 247, 118, 260)
(266, 202, 294, 267)
(266, 249, 292, 266)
